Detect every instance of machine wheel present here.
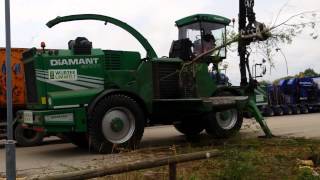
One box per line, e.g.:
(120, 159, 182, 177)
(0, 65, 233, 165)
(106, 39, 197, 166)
(205, 109, 243, 138)
(273, 107, 283, 116)
(174, 118, 204, 137)
(300, 105, 309, 114)
(263, 107, 274, 117)
(205, 91, 243, 138)
(291, 106, 301, 114)
(63, 132, 89, 148)
(15, 124, 44, 147)
(282, 105, 292, 115)
(88, 94, 145, 154)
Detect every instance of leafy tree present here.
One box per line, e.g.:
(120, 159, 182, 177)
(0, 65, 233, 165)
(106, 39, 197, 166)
(258, 80, 272, 86)
(302, 68, 318, 77)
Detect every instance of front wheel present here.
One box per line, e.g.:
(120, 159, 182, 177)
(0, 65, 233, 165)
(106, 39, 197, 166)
(88, 94, 145, 154)
(205, 109, 243, 138)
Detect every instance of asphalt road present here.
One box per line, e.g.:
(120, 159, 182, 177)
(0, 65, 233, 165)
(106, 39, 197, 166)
(0, 113, 320, 176)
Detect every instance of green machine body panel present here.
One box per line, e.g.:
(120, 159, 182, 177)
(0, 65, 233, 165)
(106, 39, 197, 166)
(24, 48, 105, 109)
(17, 107, 87, 133)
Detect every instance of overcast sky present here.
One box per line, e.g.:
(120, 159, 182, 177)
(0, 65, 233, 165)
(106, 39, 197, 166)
(0, 0, 319, 85)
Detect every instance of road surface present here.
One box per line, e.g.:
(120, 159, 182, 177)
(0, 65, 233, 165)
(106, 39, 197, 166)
(0, 113, 320, 177)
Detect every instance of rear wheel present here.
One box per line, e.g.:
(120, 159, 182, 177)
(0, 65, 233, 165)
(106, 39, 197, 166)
(15, 124, 44, 147)
(88, 94, 145, 154)
(205, 91, 243, 138)
(205, 109, 243, 138)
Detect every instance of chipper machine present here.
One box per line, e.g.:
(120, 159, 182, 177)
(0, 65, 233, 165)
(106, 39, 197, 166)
(16, 5, 272, 153)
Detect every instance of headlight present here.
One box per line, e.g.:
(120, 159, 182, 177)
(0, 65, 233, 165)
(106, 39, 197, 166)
(23, 111, 33, 124)
(48, 97, 52, 105)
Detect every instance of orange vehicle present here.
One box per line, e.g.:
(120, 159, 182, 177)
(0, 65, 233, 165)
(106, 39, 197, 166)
(0, 48, 26, 107)
(0, 48, 44, 146)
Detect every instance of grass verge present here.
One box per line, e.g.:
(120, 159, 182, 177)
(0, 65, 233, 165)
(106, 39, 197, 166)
(97, 137, 320, 180)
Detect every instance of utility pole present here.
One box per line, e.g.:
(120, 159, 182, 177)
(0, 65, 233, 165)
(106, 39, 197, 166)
(4, 0, 16, 179)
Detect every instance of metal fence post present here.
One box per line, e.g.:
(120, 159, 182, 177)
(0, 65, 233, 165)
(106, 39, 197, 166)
(4, 0, 16, 179)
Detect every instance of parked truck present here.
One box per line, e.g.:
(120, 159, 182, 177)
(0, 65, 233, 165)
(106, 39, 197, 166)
(0, 48, 44, 146)
(255, 77, 320, 117)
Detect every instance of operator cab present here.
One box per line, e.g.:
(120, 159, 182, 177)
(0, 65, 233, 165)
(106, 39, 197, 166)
(169, 14, 230, 62)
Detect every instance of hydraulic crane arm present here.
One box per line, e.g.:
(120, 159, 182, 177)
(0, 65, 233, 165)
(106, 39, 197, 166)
(46, 14, 158, 59)
(238, 0, 274, 138)
(238, 0, 269, 86)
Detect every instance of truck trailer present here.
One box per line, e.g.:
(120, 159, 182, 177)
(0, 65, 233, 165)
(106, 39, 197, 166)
(256, 77, 320, 117)
(0, 48, 44, 146)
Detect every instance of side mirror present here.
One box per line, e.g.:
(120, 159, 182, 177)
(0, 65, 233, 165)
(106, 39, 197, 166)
(262, 65, 267, 75)
(262, 58, 266, 64)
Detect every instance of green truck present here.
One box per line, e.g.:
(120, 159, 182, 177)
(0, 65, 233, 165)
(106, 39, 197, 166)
(17, 14, 272, 153)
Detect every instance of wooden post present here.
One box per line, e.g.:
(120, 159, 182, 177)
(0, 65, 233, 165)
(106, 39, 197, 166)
(31, 150, 221, 180)
(169, 163, 177, 180)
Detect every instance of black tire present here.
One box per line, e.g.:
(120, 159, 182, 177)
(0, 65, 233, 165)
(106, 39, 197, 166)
(174, 118, 204, 137)
(287, 106, 293, 115)
(281, 105, 292, 115)
(15, 124, 44, 147)
(88, 94, 145, 154)
(63, 132, 89, 148)
(273, 106, 283, 116)
(301, 105, 309, 114)
(205, 109, 243, 138)
(263, 107, 274, 117)
(291, 106, 301, 114)
(205, 91, 243, 138)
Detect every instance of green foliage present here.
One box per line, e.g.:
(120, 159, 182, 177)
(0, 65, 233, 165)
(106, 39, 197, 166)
(272, 68, 319, 84)
(218, 150, 258, 180)
(309, 145, 320, 166)
(259, 80, 272, 86)
(297, 167, 320, 180)
(303, 68, 319, 77)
